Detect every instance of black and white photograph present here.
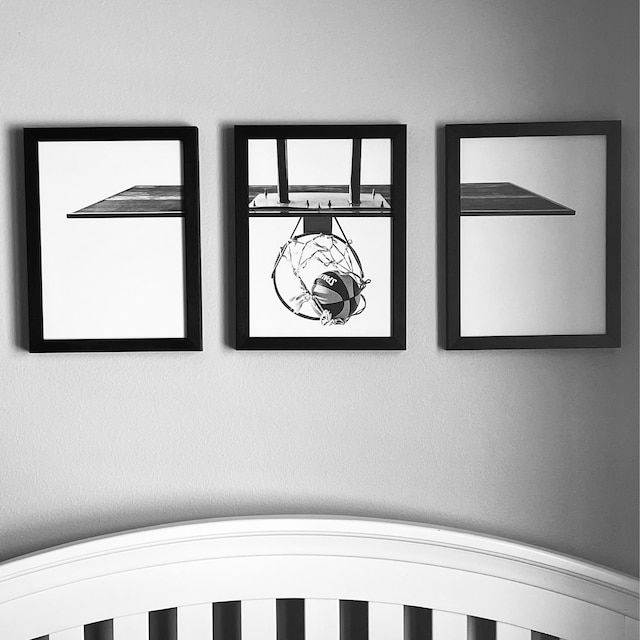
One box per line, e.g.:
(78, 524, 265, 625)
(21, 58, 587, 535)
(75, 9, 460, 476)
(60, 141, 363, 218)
(445, 121, 621, 350)
(235, 124, 406, 349)
(2, 3, 638, 640)
(24, 126, 202, 352)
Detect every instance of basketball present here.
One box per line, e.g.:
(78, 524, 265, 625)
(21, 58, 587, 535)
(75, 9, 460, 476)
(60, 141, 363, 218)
(311, 271, 362, 323)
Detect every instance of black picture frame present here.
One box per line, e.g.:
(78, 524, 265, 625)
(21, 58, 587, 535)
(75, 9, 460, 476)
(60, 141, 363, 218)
(445, 121, 621, 350)
(235, 124, 406, 350)
(24, 126, 202, 352)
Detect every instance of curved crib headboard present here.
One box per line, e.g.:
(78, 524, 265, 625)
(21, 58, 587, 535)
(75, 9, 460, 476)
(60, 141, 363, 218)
(0, 516, 637, 640)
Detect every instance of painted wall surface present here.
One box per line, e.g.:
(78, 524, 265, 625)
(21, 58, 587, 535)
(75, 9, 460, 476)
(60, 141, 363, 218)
(0, 0, 637, 575)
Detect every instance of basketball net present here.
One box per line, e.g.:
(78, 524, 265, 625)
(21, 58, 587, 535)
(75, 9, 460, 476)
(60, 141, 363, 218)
(272, 217, 370, 324)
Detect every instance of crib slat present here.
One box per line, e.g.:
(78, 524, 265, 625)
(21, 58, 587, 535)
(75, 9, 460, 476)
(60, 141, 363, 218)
(85, 620, 113, 640)
(213, 601, 241, 639)
(340, 600, 368, 640)
(468, 617, 496, 640)
(404, 606, 432, 639)
(177, 604, 212, 639)
(242, 600, 276, 640)
(277, 599, 305, 639)
(431, 611, 466, 640)
(495, 623, 530, 640)
(149, 608, 177, 640)
(305, 598, 340, 640)
(50, 630, 84, 640)
(369, 602, 403, 640)
(113, 613, 148, 640)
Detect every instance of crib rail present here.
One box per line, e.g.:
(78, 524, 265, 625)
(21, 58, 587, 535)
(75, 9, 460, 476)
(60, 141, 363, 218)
(1, 517, 637, 640)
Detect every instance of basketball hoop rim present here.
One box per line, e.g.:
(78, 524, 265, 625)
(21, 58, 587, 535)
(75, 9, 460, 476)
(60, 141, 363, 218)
(271, 231, 368, 322)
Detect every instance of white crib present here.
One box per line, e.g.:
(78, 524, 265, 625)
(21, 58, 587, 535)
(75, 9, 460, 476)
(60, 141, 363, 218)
(0, 517, 637, 640)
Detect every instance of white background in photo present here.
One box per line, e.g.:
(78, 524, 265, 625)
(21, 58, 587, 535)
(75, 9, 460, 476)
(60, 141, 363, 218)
(38, 140, 186, 340)
(460, 135, 606, 337)
(248, 138, 391, 186)
(249, 217, 391, 337)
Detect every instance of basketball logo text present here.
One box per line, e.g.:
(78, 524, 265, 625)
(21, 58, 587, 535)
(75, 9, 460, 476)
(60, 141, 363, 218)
(319, 273, 337, 286)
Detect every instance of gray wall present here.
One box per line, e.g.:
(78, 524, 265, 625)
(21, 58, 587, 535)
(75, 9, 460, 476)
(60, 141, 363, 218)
(0, 0, 637, 575)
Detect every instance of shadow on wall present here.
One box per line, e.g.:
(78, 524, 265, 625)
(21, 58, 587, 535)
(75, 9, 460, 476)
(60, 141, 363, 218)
(435, 125, 447, 349)
(0, 494, 557, 565)
(220, 124, 236, 349)
(9, 127, 29, 351)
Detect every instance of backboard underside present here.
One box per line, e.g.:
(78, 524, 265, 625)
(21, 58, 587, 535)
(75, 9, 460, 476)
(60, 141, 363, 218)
(68, 185, 183, 218)
(460, 182, 575, 216)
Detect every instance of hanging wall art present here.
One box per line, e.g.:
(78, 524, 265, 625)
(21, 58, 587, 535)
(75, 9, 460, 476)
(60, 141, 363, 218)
(445, 121, 621, 349)
(235, 124, 406, 350)
(25, 126, 202, 352)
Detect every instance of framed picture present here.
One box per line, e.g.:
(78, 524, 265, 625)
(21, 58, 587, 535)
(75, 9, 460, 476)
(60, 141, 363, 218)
(445, 121, 621, 350)
(235, 124, 406, 350)
(24, 126, 202, 352)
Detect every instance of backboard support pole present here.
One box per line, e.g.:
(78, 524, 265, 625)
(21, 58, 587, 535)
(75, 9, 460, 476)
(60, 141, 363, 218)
(277, 139, 290, 204)
(349, 138, 362, 205)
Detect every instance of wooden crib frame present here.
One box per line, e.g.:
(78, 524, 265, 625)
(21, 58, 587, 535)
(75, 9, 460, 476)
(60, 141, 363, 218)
(0, 516, 637, 640)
